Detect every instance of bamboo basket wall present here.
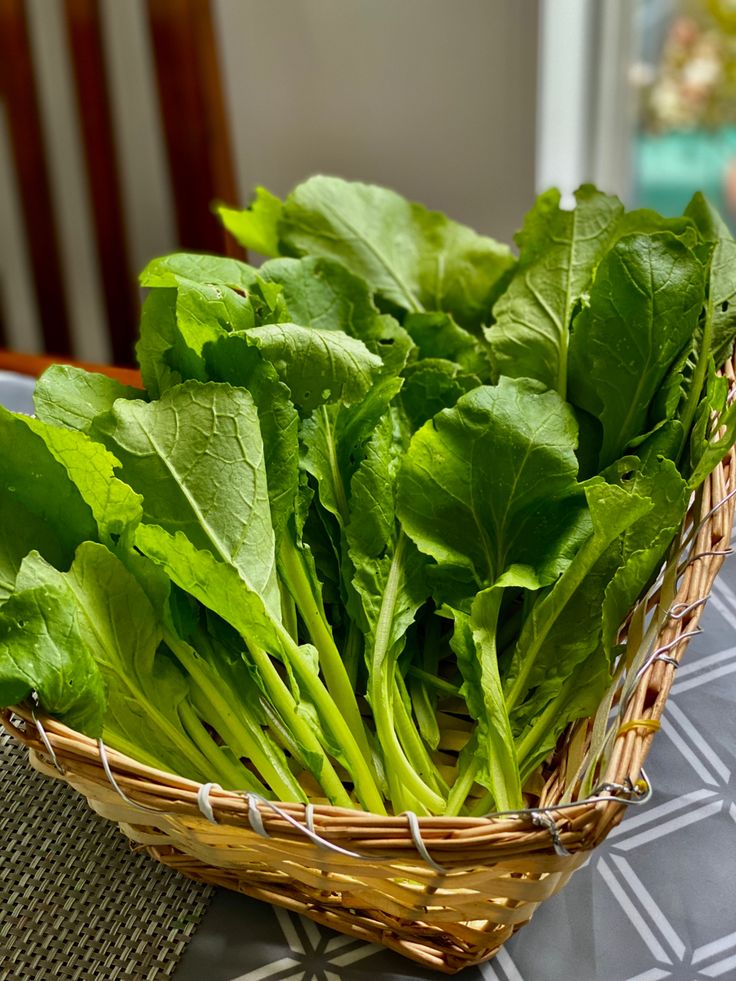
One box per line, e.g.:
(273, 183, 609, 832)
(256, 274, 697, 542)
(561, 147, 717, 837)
(3, 388, 736, 974)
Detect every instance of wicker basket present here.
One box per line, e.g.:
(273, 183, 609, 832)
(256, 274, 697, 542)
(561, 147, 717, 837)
(3, 419, 735, 975)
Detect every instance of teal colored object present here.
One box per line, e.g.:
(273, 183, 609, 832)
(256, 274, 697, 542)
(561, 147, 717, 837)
(634, 126, 736, 224)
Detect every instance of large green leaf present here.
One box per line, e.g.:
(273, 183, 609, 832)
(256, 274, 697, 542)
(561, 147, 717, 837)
(400, 358, 480, 430)
(242, 323, 382, 411)
(504, 479, 652, 715)
(397, 377, 590, 589)
(140, 252, 260, 293)
(203, 336, 300, 542)
(135, 525, 281, 653)
(136, 257, 285, 397)
(0, 406, 97, 563)
(488, 185, 623, 394)
(12, 545, 218, 780)
(568, 232, 706, 469)
(92, 381, 280, 616)
(136, 288, 184, 398)
(0, 546, 231, 781)
(135, 523, 364, 809)
(0, 574, 105, 736)
(601, 457, 689, 651)
(34, 365, 144, 434)
(259, 255, 378, 335)
(20, 416, 142, 545)
(259, 255, 414, 373)
(278, 176, 515, 329)
(0, 492, 65, 601)
(685, 192, 736, 365)
(300, 375, 403, 529)
(142, 259, 258, 373)
(403, 311, 489, 376)
(397, 378, 592, 810)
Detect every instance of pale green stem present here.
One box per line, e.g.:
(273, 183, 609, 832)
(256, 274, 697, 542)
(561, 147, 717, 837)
(278, 539, 374, 769)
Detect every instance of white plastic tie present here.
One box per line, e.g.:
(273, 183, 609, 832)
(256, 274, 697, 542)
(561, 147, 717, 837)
(402, 811, 447, 873)
(197, 782, 222, 824)
(246, 793, 269, 838)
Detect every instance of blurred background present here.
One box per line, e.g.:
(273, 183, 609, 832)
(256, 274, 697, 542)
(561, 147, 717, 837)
(1, 0, 735, 364)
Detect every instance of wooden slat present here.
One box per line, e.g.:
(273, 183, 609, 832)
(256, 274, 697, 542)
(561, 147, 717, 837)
(147, 0, 243, 257)
(0, 0, 73, 355)
(0, 280, 8, 350)
(64, 0, 138, 366)
(0, 348, 142, 387)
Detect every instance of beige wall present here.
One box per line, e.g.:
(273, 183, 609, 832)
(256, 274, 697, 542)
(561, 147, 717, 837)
(216, 0, 539, 245)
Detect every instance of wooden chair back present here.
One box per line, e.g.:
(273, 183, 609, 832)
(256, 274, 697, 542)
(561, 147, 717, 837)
(0, 0, 240, 364)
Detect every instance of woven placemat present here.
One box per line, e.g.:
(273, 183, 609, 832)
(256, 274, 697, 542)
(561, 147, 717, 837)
(0, 730, 213, 980)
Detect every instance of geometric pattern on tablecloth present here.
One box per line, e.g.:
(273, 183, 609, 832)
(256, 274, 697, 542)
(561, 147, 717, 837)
(175, 556, 736, 981)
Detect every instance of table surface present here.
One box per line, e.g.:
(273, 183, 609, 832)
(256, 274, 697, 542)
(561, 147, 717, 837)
(3, 370, 735, 981)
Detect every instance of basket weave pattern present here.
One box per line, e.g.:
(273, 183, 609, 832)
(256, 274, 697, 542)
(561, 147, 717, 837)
(3, 443, 735, 974)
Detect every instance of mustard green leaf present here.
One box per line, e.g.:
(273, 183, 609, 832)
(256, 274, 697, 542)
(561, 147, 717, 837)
(685, 191, 736, 365)
(280, 176, 515, 329)
(136, 288, 184, 398)
(140, 252, 260, 293)
(92, 381, 280, 617)
(504, 479, 652, 713)
(0, 406, 97, 563)
(19, 416, 143, 545)
(0, 577, 105, 736)
(242, 323, 382, 410)
(259, 255, 414, 373)
(0, 492, 65, 601)
(34, 365, 144, 434)
(400, 358, 480, 430)
(11, 545, 216, 780)
(489, 185, 623, 395)
(601, 457, 689, 652)
(403, 311, 489, 376)
(397, 377, 590, 591)
(568, 232, 706, 469)
(216, 186, 284, 257)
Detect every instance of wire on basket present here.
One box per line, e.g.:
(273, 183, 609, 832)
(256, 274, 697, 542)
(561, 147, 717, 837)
(667, 596, 710, 620)
(96, 739, 162, 814)
(31, 709, 65, 776)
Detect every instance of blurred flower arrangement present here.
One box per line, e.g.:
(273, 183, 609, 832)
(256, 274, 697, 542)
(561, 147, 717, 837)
(636, 8, 736, 132)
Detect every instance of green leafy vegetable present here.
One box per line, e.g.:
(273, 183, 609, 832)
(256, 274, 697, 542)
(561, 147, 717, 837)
(225, 176, 515, 330)
(568, 232, 706, 468)
(2, 175, 734, 820)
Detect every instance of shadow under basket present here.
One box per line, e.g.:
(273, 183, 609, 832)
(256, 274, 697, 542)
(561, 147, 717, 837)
(3, 445, 735, 974)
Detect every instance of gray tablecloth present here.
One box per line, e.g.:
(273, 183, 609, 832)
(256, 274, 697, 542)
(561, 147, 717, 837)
(3, 371, 734, 980)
